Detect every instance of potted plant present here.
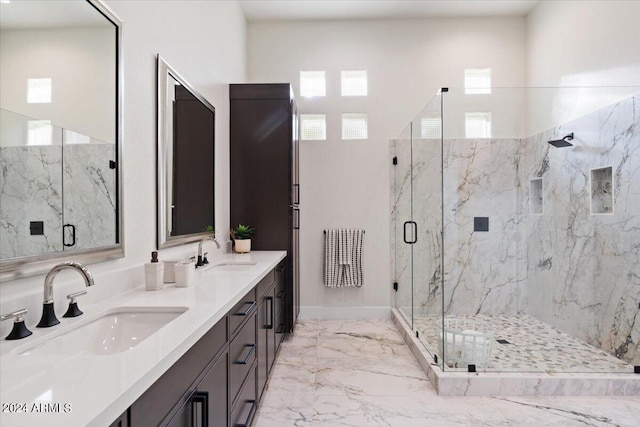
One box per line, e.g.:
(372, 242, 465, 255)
(231, 224, 254, 253)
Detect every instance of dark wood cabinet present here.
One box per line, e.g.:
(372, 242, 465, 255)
(230, 84, 300, 333)
(118, 265, 282, 427)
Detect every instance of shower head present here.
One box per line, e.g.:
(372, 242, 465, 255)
(548, 133, 574, 148)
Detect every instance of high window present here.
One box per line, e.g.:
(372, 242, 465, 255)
(341, 70, 367, 96)
(27, 78, 52, 103)
(28, 120, 52, 145)
(420, 116, 441, 139)
(342, 113, 368, 140)
(300, 71, 326, 97)
(465, 112, 492, 138)
(300, 114, 326, 140)
(464, 68, 491, 95)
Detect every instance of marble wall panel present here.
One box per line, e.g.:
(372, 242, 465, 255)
(523, 94, 639, 365)
(0, 143, 116, 259)
(0, 145, 63, 258)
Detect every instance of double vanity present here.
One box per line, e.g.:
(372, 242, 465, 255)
(0, 251, 287, 427)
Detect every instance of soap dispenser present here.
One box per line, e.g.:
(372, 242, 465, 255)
(145, 251, 164, 291)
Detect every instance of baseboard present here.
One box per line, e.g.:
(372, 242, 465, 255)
(299, 306, 391, 320)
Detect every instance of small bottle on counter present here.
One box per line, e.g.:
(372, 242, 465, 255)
(145, 251, 164, 291)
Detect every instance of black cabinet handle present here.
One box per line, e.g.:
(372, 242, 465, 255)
(233, 301, 256, 316)
(293, 184, 300, 205)
(235, 400, 256, 427)
(276, 323, 285, 334)
(293, 208, 300, 230)
(276, 264, 286, 272)
(234, 344, 255, 365)
(265, 296, 274, 329)
(403, 221, 417, 244)
(63, 224, 76, 247)
(192, 391, 209, 427)
(276, 290, 285, 299)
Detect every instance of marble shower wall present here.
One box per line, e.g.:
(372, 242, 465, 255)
(522, 94, 640, 365)
(392, 94, 639, 364)
(0, 143, 116, 259)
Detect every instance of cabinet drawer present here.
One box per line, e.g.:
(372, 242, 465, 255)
(230, 312, 256, 403)
(256, 269, 275, 300)
(130, 316, 228, 427)
(230, 365, 257, 427)
(230, 289, 257, 337)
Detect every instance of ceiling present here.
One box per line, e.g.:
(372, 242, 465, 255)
(239, 0, 541, 22)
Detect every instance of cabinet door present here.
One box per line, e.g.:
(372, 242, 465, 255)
(198, 350, 229, 427)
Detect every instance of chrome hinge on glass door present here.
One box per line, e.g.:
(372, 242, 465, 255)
(403, 221, 417, 244)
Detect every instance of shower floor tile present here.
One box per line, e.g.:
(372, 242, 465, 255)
(254, 319, 639, 426)
(412, 314, 633, 373)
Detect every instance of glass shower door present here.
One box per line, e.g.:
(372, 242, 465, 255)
(410, 96, 444, 369)
(392, 123, 414, 327)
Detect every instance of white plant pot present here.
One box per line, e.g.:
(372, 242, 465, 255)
(234, 239, 251, 253)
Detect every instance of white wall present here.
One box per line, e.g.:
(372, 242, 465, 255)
(248, 17, 526, 318)
(526, 0, 640, 87)
(0, 0, 246, 337)
(525, 0, 640, 133)
(0, 27, 115, 144)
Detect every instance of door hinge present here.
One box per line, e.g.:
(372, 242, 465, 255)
(393, 282, 398, 292)
(392, 156, 398, 165)
(109, 160, 117, 169)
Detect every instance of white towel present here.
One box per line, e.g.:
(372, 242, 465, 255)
(324, 229, 364, 288)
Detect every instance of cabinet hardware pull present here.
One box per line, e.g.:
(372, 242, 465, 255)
(236, 400, 256, 427)
(234, 344, 255, 365)
(234, 301, 256, 316)
(192, 391, 209, 427)
(293, 184, 300, 205)
(276, 290, 285, 298)
(265, 296, 274, 329)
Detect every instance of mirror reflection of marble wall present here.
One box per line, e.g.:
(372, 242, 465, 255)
(0, 1, 118, 261)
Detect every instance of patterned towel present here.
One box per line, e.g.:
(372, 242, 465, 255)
(324, 229, 364, 288)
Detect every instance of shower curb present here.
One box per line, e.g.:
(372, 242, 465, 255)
(391, 308, 640, 396)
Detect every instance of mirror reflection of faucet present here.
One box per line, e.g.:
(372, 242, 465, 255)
(37, 261, 95, 328)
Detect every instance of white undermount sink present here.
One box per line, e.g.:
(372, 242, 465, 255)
(202, 261, 257, 272)
(19, 306, 187, 356)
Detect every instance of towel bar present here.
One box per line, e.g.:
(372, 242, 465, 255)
(323, 230, 365, 234)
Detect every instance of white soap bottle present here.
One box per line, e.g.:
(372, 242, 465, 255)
(145, 251, 164, 291)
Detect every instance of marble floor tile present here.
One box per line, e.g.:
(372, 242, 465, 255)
(255, 320, 640, 426)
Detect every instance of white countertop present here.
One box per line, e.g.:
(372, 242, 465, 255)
(0, 251, 286, 427)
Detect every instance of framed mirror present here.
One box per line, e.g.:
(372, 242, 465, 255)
(0, 0, 123, 280)
(157, 55, 215, 249)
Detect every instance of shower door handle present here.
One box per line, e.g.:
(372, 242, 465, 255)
(403, 221, 417, 244)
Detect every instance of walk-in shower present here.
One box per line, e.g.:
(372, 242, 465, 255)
(391, 86, 640, 381)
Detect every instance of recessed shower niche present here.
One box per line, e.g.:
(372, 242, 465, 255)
(590, 166, 614, 215)
(529, 178, 543, 215)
